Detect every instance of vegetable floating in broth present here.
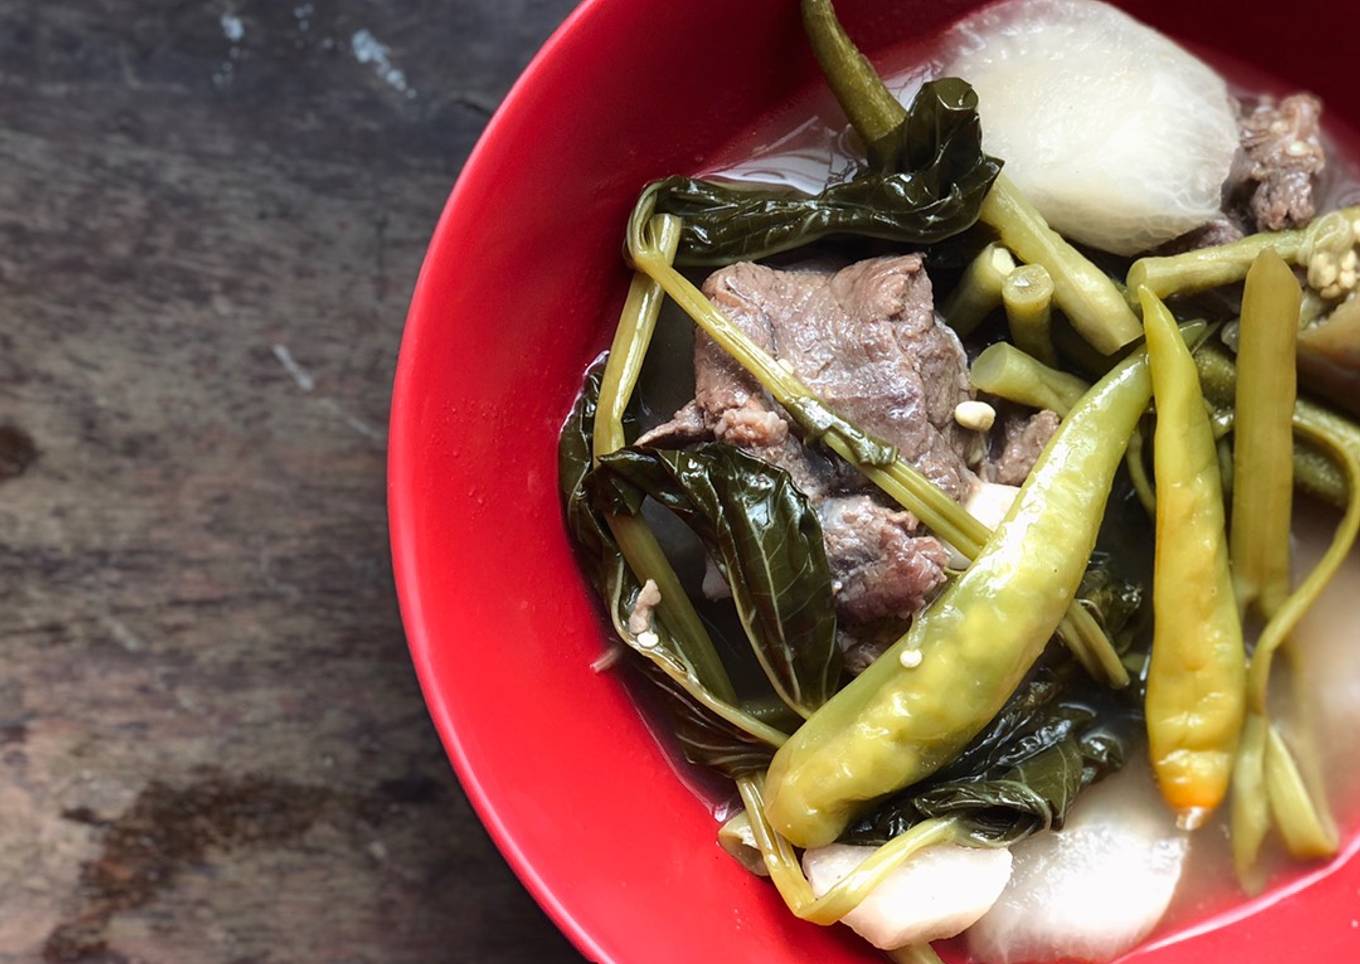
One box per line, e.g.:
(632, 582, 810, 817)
(556, 0, 1360, 960)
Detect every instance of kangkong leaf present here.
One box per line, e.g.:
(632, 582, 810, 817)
(558, 365, 781, 777)
(592, 444, 841, 716)
(645, 79, 1002, 267)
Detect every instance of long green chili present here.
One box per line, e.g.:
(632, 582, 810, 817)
(764, 349, 1153, 847)
(1231, 250, 1301, 620)
(1141, 288, 1245, 827)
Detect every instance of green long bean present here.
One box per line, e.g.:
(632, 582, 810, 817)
(764, 349, 1153, 847)
(969, 342, 1089, 415)
(980, 176, 1143, 355)
(1231, 250, 1301, 620)
(1003, 264, 1058, 366)
(942, 243, 1015, 336)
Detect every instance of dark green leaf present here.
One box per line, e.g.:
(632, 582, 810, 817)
(591, 444, 841, 715)
(558, 363, 780, 778)
(646, 79, 1002, 267)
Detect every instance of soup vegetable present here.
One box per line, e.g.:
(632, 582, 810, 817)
(558, 0, 1360, 960)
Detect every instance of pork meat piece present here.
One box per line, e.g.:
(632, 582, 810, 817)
(643, 255, 971, 640)
(820, 495, 951, 624)
(1237, 93, 1326, 231)
(1155, 214, 1246, 255)
(981, 410, 1060, 486)
(700, 257, 975, 499)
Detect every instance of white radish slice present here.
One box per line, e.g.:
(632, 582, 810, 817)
(966, 763, 1188, 964)
(802, 842, 1012, 950)
(945, 482, 1021, 568)
(944, 0, 1239, 255)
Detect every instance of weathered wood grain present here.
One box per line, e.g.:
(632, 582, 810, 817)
(0, 1, 582, 960)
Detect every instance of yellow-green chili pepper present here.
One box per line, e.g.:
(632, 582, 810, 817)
(1140, 288, 1246, 826)
(763, 348, 1153, 847)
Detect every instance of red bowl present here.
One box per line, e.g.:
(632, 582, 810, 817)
(388, 2, 1360, 960)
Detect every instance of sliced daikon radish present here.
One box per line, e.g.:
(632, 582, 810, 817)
(945, 482, 1021, 568)
(967, 763, 1188, 964)
(802, 842, 1012, 950)
(945, 0, 1239, 255)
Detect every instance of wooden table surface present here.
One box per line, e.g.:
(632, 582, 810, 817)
(0, 1, 583, 960)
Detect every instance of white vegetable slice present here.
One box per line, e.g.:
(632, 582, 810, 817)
(966, 763, 1189, 964)
(944, 0, 1239, 255)
(945, 482, 1021, 568)
(802, 842, 1012, 950)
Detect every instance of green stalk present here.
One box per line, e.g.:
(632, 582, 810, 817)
(888, 944, 946, 964)
(1230, 420, 1358, 880)
(801, 0, 907, 170)
(970, 341, 1089, 415)
(1125, 421, 1157, 517)
(980, 176, 1143, 355)
(1230, 712, 1270, 891)
(1002, 264, 1058, 367)
(1246, 421, 1360, 714)
(1264, 723, 1339, 859)
(597, 217, 736, 702)
(737, 775, 964, 926)
(1195, 343, 1360, 510)
(942, 243, 1015, 336)
(1127, 206, 1360, 300)
(1231, 251, 1301, 620)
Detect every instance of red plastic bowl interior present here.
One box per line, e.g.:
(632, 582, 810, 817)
(388, 2, 1360, 961)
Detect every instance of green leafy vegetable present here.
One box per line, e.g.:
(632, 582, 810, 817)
(591, 444, 841, 717)
(559, 364, 785, 777)
(644, 79, 1002, 267)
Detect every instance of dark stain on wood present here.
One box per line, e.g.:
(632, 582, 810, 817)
(46, 774, 330, 963)
(0, 424, 37, 481)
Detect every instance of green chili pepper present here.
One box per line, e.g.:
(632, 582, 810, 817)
(763, 349, 1153, 847)
(1140, 288, 1245, 827)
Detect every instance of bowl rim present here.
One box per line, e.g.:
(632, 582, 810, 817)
(386, 1, 613, 959)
